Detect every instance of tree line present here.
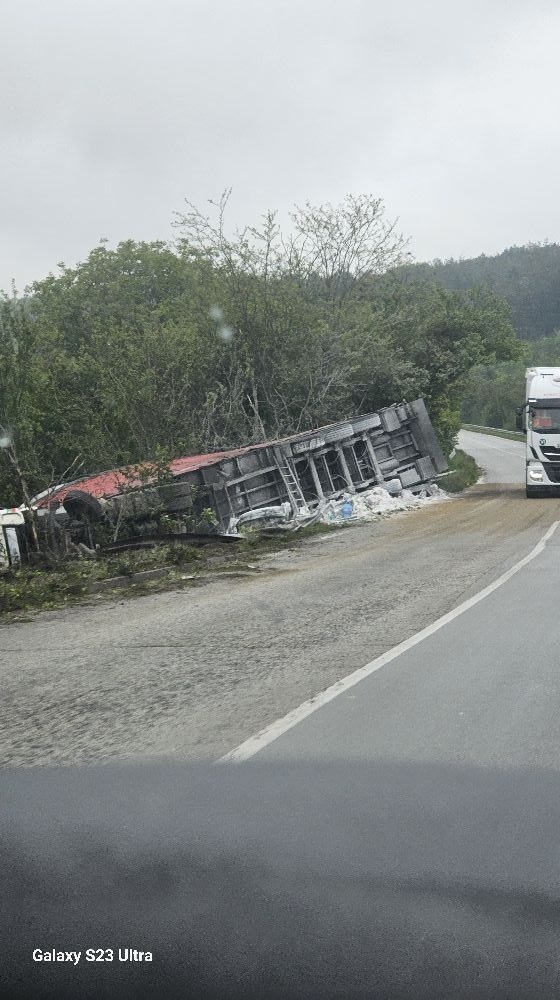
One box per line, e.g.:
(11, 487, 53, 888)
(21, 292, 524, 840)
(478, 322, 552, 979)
(0, 193, 522, 506)
(460, 333, 560, 431)
(404, 243, 560, 342)
(400, 243, 560, 430)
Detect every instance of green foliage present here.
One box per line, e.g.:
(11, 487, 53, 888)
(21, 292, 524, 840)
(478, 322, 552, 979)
(525, 330, 560, 365)
(344, 279, 522, 453)
(0, 564, 89, 612)
(166, 544, 201, 565)
(400, 243, 560, 341)
(440, 449, 480, 493)
(0, 524, 338, 614)
(461, 361, 526, 430)
(459, 329, 560, 432)
(0, 194, 524, 508)
(113, 559, 134, 578)
(459, 332, 560, 431)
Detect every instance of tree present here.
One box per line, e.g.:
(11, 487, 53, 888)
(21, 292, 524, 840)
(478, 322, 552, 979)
(399, 243, 560, 341)
(289, 193, 408, 309)
(344, 279, 523, 453)
(0, 291, 53, 506)
(172, 190, 408, 436)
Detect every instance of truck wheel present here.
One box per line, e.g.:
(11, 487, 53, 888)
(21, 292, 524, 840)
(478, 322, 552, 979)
(63, 490, 106, 520)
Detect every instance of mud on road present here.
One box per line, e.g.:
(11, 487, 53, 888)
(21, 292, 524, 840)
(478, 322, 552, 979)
(1, 480, 559, 767)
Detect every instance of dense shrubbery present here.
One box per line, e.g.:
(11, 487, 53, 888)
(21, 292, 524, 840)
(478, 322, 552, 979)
(0, 194, 522, 505)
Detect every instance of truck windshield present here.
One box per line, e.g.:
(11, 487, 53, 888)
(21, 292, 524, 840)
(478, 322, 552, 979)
(530, 408, 560, 433)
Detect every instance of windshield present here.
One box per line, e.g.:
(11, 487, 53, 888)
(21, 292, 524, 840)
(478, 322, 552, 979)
(530, 408, 560, 434)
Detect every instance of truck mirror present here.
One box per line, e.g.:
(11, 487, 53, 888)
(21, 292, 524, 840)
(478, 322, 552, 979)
(515, 405, 526, 432)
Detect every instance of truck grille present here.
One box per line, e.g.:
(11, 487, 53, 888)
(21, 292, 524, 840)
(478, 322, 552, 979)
(541, 446, 560, 460)
(544, 464, 560, 483)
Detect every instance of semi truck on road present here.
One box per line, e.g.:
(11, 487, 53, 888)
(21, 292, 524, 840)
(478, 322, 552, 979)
(518, 367, 560, 497)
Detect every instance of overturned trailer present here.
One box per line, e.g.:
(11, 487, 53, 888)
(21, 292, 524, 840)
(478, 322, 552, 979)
(186, 399, 446, 529)
(21, 398, 446, 546)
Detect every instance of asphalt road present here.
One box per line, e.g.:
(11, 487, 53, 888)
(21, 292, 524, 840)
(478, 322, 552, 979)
(254, 522, 560, 766)
(2, 430, 560, 769)
(457, 429, 525, 483)
(253, 431, 560, 765)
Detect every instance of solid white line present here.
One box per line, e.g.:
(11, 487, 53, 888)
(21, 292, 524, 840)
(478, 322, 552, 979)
(458, 433, 524, 454)
(219, 520, 559, 762)
(470, 442, 524, 455)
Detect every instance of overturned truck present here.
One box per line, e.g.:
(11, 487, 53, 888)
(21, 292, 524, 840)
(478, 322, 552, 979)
(54, 398, 445, 526)
(1, 399, 447, 565)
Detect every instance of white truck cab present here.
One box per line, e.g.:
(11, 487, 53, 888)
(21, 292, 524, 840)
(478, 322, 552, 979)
(519, 367, 560, 497)
(0, 508, 25, 568)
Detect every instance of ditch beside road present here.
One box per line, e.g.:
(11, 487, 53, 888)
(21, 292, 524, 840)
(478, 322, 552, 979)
(1, 431, 554, 767)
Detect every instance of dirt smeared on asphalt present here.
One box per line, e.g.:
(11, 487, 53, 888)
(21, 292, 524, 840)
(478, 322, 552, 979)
(1, 479, 559, 766)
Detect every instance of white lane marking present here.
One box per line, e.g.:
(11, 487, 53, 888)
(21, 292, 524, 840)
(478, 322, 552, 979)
(471, 442, 523, 455)
(459, 438, 524, 456)
(219, 520, 559, 762)
(459, 431, 523, 443)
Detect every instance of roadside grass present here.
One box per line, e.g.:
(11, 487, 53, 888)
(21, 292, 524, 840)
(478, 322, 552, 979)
(6, 484, 491, 617)
(462, 423, 524, 442)
(437, 449, 480, 493)
(0, 523, 339, 617)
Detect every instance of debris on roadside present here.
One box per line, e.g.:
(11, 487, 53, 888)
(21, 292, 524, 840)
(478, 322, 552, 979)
(228, 482, 448, 534)
(317, 483, 448, 524)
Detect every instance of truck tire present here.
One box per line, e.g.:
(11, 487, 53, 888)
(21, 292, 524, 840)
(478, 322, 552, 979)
(63, 490, 106, 521)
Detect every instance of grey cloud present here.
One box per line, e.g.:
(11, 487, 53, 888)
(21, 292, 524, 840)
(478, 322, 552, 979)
(2, 0, 560, 289)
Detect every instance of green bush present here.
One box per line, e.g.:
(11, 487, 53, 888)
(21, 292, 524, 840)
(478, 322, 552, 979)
(440, 449, 479, 493)
(166, 544, 201, 565)
(113, 559, 134, 577)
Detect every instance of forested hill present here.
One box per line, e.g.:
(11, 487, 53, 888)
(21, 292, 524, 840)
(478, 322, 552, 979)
(406, 243, 560, 341)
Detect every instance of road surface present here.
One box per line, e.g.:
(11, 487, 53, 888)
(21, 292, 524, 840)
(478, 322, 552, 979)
(2, 430, 560, 769)
(458, 429, 524, 483)
(248, 430, 560, 764)
(252, 520, 560, 766)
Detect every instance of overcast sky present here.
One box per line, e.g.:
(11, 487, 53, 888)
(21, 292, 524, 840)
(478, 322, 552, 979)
(3, 0, 560, 291)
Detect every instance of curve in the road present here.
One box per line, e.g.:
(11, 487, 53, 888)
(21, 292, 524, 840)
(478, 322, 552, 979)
(457, 429, 524, 484)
